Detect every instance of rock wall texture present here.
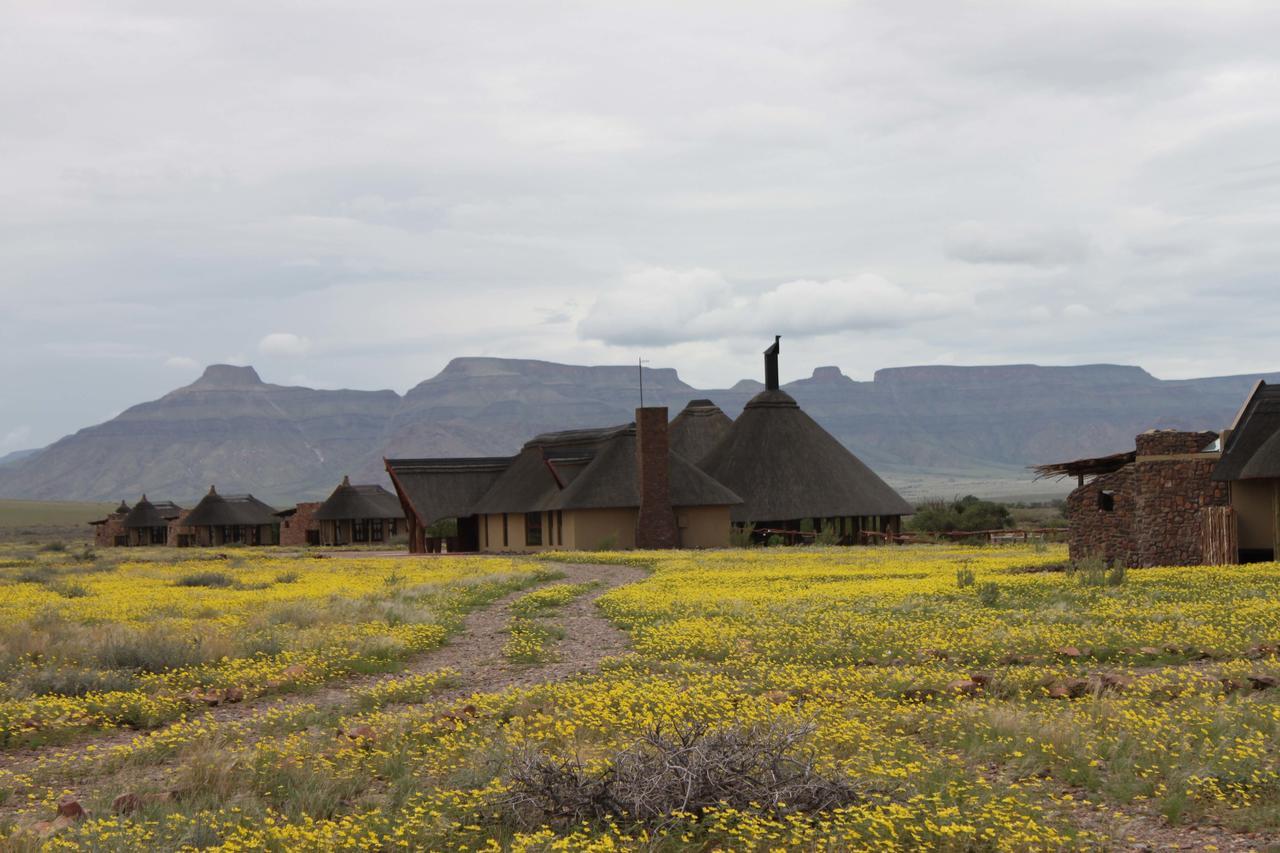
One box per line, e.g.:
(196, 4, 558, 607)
(1066, 465, 1135, 566)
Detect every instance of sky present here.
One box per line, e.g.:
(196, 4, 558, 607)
(3, 1, 1280, 453)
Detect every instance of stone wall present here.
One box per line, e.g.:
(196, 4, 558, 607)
(1067, 429, 1228, 567)
(1066, 465, 1135, 566)
(1133, 430, 1227, 567)
(279, 502, 321, 547)
(93, 514, 127, 548)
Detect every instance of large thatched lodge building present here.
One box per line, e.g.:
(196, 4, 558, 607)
(386, 338, 912, 553)
(1039, 380, 1280, 567)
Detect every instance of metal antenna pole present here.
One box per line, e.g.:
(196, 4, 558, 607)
(638, 357, 648, 408)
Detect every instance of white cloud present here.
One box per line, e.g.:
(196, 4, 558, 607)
(0, 426, 32, 453)
(258, 332, 311, 356)
(946, 222, 1090, 267)
(579, 267, 970, 347)
(164, 355, 199, 370)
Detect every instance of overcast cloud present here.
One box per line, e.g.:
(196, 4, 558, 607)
(3, 1, 1280, 451)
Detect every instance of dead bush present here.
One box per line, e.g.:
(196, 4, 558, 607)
(497, 719, 865, 832)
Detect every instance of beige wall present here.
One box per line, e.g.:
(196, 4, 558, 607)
(676, 505, 731, 548)
(566, 508, 637, 550)
(477, 506, 730, 552)
(1233, 479, 1277, 551)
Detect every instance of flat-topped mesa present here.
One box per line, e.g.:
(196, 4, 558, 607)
(189, 364, 265, 389)
(420, 357, 690, 390)
(873, 363, 1157, 387)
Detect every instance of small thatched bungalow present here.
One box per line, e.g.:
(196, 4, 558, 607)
(173, 487, 279, 547)
(89, 500, 131, 547)
(668, 399, 733, 464)
(697, 338, 914, 542)
(121, 495, 185, 546)
(312, 476, 406, 546)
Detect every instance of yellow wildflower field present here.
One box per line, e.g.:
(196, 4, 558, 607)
(3, 544, 1280, 850)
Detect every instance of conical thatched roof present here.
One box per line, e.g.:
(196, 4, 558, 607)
(315, 476, 405, 521)
(698, 389, 913, 523)
(669, 399, 733, 464)
(123, 495, 183, 528)
(181, 487, 278, 527)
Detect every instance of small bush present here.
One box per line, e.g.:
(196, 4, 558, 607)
(956, 566, 975, 588)
(976, 581, 1000, 606)
(39, 541, 67, 553)
(498, 720, 865, 831)
(1074, 556, 1108, 587)
(17, 666, 138, 698)
(48, 580, 89, 598)
(766, 534, 786, 547)
(1107, 564, 1127, 586)
(814, 525, 841, 546)
(595, 534, 618, 551)
(16, 566, 57, 585)
(274, 571, 300, 584)
(729, 524, 756, 548)
(175, 571, 234, 588)
(383, 571, 405, 589)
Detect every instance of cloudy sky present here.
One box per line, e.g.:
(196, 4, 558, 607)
(4, 1, 1280, 452)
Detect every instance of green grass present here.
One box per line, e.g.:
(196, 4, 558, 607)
(0, 499, 117, 529)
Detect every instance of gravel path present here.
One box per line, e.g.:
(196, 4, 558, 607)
(0, 561, 647, 787)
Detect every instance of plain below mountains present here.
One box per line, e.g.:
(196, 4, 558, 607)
(2, 359, 1276, 505)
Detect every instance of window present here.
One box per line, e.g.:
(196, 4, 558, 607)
(502, 513, 509, 547)
(526, 512, 543, 547)
(371, 519, 384, 542)
(150, 527, 166, 545)
(556, 511, 563, 546)
(1098, 490, 1115, 512)
(353, 520, 369, 542)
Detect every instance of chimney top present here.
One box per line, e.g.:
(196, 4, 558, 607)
(764, 336, 781, 390)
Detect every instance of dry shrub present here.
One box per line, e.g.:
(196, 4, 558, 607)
(498, 719, 864, 832)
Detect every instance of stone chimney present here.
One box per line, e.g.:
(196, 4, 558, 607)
(635, 407, 678, 549)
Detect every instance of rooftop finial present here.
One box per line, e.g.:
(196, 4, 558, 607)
(341, 475, 351, 486)
(208, 485, 217, 496)
(764, 336, 781, 391)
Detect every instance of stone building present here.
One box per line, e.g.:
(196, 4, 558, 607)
(1039, 380, 1280, 566)
(277, 501, 321, 547)
(89, 501, 130, 547)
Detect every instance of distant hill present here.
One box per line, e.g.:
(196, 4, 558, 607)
(0, 449, 38, 467)
(0, 358, 1275, 504)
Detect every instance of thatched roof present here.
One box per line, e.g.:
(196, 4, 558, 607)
(385, 457, 511, 527)
(698, 388, 913, 522)
(1032, 450, 1137, 481)
(469, 422, 741, 515)
(123, 495, 185, 528)
(181, 487, 278, 528)
(315, 476, 405, 521)
(669, 399, 733, 464)
(1215, 381, 1280, 480)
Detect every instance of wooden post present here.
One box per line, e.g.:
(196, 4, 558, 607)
(1202, 506, 1238, 566)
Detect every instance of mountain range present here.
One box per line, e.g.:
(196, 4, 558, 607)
(1, 358, 1276, 505)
